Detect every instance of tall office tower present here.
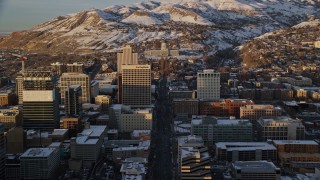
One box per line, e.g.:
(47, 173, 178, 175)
(66, 62, 84, 73)
(0, 123, 5, 180)
(122, 65, 151, 107)
(197, 69, 220, 99)
(51, 62, 66, 75)
(117, 45, 138, 73)
(60, 73, 91, 104)
(22, 70, 59, 130)
(16, 73, 24, 105)
(117, 73, 123, 104)
(65, 85, 82, 117)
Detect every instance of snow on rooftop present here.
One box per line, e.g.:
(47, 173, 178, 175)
(21, 148, 57, 158)
(215, 142, 276, 151)
(80, 125, 107, 137)
(273, 140, 318, 145)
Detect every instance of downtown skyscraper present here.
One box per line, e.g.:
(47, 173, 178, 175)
(122, 65, 151, 107)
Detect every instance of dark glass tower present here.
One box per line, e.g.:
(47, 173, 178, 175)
(22, 70, 59, 131)
(65, 85, 82, 117)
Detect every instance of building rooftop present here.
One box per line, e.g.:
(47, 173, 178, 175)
(215, 142, 276, 151)
(181, 146, 210, 159)
(232, 161, 279, 173)
(75, 136, 99, 145)
(273, 140, 318, 145)
(80, 125, 107, 138)
(131, 130, 151, 138)
(178, 135, 203, 146)
(240, 104, 281, 110)
(20, 148, 57, 158)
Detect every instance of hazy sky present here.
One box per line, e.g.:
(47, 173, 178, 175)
(0, 0, 152, 32)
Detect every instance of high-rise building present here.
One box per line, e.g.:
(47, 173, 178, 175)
(122, 65, 151, 107)
(22, 70, 59, 130)
(66, 62, 84, 73)
(65, 85, 82, 117)
(16, 74, 24, 105)
(197, 69, 220, 99)
(0, 123, 5, 179)
(60, 73, 91, 104)
(51, 62, 66, 75)
(20, 148, 60, 179)
(117, 45, 138, 73)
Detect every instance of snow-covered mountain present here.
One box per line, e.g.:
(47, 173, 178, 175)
(0, 0, 318, 54)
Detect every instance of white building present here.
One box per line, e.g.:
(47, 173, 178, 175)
(122, 65, 151, 107)
(197, 69, 220, 99)
(117, 45, 138, 73)
(20, 148, 60, 180)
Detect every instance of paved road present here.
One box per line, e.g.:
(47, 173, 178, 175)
(150, 75, 175, 180)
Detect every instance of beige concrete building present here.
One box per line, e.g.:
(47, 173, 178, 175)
(122, 65, 151, 107)
(119, 108, 153, 133)
(257, 117, 305, 141)
(144, 42, 179, 57)
(117, 45, 138, 73)
(0, 108, 22, 131)
(240, 105, 282, 126)
(314, 41, 320, 48)
(197, 69, 220, 99)
(95, 95, 111, 113)
(60, 73, 91, 104)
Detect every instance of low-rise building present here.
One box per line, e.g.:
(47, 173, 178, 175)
(173, 99, 199, 118)
(0, 108, 22, 131)
(215, 142, 277, 162)
(112, 141, 150, 164)
(273, 140, 320, 171)
(240, 105, 282, 126)
(191, 116, 252, 145)
(257, 117, 305, 141)
(120, 157, 147, 180)
(119, 107, 153, 133)
(177, 136, 211, 179)
(231, 161, 280, 180)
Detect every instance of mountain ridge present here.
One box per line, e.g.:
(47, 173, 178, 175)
(0, 0, 318, 54)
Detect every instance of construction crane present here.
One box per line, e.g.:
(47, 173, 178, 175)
(11, 53, 27, 73)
